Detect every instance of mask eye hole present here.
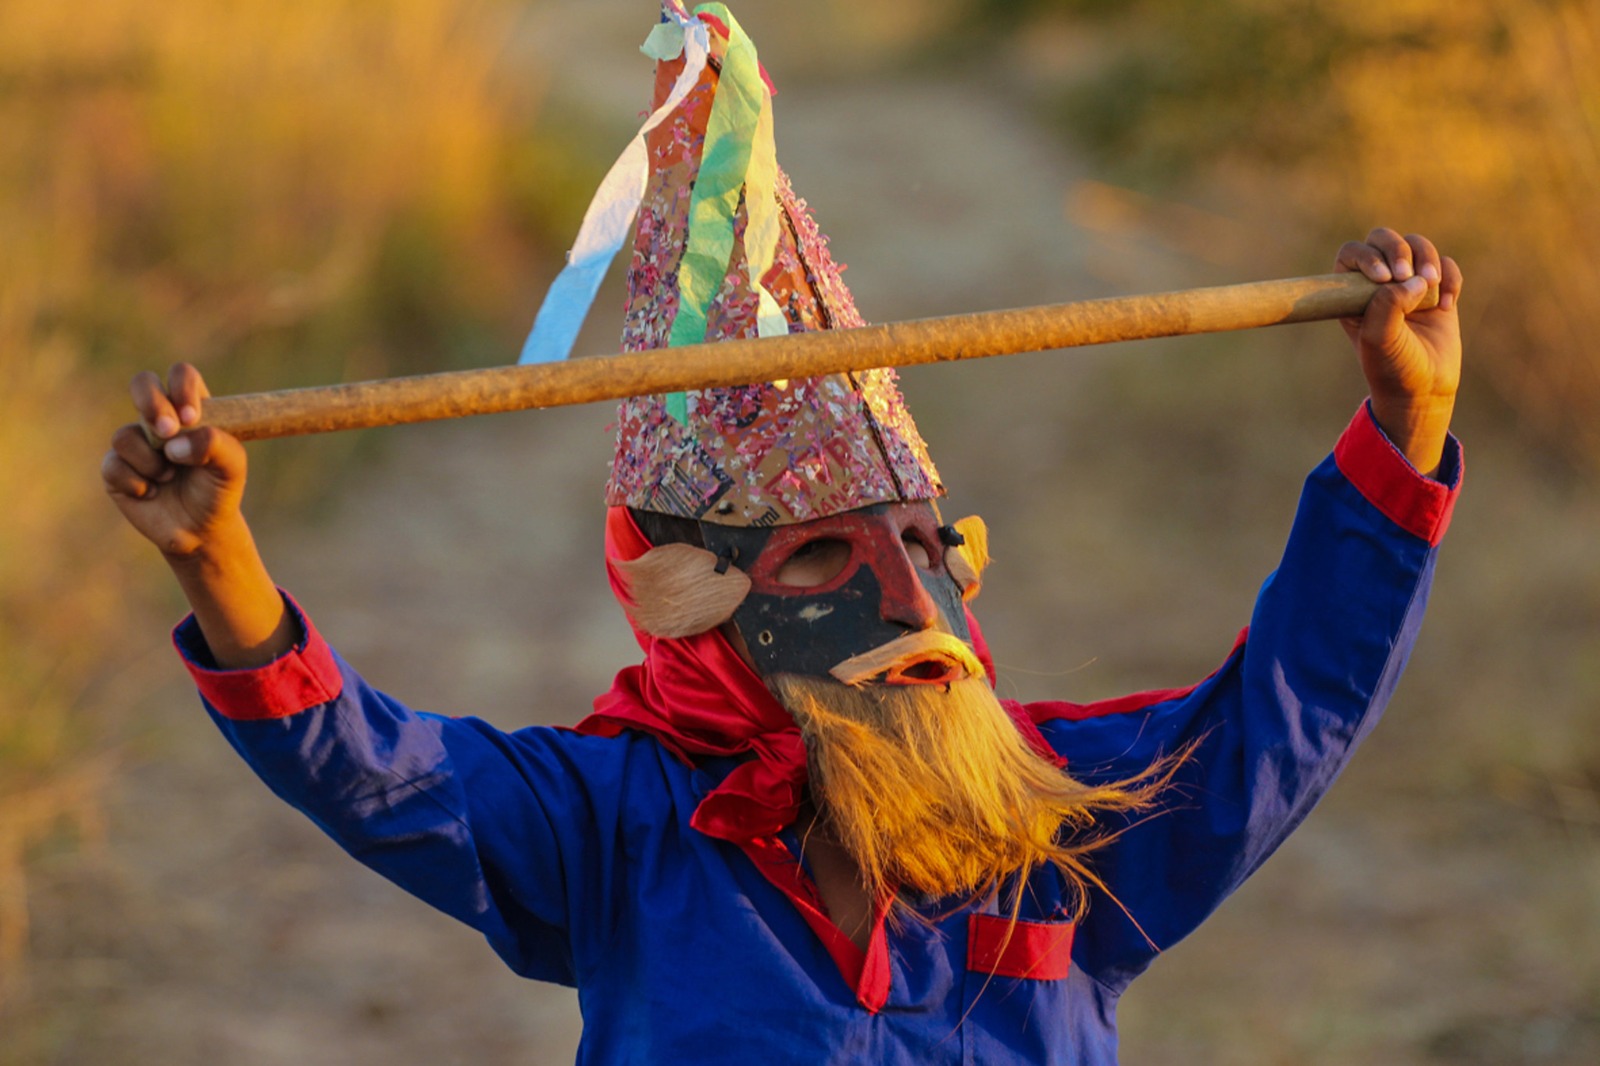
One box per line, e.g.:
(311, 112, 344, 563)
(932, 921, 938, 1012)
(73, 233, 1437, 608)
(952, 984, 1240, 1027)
(901, 531, 933, 570)
(774, 538, 851, 588)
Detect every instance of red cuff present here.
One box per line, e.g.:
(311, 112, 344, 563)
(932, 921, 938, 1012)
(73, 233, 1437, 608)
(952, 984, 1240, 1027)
(1333, 402, 1462, 546)
(172, 594, 343, 720)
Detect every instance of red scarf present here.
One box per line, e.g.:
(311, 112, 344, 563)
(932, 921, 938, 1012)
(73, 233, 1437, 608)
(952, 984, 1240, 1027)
(576, 507, 1050, 846)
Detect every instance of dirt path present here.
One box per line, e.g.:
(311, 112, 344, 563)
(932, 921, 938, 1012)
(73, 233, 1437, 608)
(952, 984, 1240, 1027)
(22, 4, 1598, 1064)
(27, 10, 1165, 1063)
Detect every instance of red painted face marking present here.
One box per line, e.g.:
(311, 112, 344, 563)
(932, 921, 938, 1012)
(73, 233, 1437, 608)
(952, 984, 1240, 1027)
(701, 501, 975, 681)
(746, 504, 946, 631)
(872, 535, 940, 630)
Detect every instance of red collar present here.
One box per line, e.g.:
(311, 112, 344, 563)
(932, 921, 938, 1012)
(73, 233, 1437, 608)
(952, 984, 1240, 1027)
(578, 508, 804, 842)
(577, 507, 1056, 845)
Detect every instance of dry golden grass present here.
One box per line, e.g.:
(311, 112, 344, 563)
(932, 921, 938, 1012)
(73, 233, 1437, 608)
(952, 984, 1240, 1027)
(1317, 0, 1600, 459)
(0, 0, 549, 1004)
(956, 2, 1600, 1054)
(1034, 0, 1600, 465)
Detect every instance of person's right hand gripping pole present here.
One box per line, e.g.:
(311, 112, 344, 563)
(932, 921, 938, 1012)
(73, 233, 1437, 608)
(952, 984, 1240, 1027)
(102, 363, 299, 669)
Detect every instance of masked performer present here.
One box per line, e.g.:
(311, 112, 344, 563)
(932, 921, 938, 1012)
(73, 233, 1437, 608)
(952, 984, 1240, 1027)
(103, 5, 1463, 1063)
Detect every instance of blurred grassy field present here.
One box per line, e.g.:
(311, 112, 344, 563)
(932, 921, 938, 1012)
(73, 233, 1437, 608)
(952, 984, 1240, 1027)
(944, 2, 1600, 1058)
(0, 0, 576, 1007)
(945, 0, 1600, 839)
(3, 0, 1597, 1061)
(971, 0, 1600, 467)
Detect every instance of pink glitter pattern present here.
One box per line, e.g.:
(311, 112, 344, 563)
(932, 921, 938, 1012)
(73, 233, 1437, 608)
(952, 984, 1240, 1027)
(606, 34, 942, 526)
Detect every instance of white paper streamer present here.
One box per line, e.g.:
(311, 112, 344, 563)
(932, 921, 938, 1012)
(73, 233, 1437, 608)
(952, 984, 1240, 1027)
(517, 14, 710, 365)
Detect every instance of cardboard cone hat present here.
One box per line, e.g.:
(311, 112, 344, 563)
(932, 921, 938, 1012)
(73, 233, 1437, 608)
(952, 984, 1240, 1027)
(605, 3, 942, 527)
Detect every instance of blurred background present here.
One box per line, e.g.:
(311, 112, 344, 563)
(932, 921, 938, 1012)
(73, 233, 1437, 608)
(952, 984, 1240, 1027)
(2, 0, 1596, 1062)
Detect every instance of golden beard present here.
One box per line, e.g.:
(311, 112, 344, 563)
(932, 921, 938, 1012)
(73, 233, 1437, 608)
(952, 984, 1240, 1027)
(771, 673, 1171, 917)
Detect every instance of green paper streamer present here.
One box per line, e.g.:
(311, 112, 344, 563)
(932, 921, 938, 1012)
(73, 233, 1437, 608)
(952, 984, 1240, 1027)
(641, 20, 686, 61)
(663, 3, 769, 424)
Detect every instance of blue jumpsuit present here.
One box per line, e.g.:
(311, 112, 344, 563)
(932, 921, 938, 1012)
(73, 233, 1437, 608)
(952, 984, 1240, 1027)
(176, 405, 1461, 1064)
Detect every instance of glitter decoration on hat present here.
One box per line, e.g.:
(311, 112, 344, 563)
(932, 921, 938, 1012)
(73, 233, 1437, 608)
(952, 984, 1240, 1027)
(604, 2, 943, 528)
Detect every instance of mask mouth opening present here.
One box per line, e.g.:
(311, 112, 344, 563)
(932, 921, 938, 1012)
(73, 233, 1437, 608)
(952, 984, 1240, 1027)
(881, 655, 967, 687)
(829, 631, 985, 688)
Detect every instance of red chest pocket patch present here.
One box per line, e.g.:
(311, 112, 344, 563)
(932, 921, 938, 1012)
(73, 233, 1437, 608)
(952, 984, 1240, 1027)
(966, 913, 1075, 980)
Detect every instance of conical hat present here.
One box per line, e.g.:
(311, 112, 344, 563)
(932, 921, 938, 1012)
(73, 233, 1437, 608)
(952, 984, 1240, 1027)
(605, 6, 942, 528)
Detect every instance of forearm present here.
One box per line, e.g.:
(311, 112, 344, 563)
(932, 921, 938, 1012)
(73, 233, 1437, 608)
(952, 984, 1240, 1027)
(165, 515, 298, 669)
(1368, 391, 1455, 477)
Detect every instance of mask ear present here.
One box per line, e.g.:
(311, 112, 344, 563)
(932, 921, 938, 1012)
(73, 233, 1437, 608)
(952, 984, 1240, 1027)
(612, 544, 752, 638)
(943, 515, 991, 602)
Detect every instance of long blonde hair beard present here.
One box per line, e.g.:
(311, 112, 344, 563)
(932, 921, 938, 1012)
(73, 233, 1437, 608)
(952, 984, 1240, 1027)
(771, 674, 1176, 920)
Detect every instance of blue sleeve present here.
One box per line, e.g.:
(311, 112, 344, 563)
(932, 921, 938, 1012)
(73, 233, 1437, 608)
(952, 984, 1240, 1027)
(1034, 404, 1462, 992)
(175, 604, 653, 987)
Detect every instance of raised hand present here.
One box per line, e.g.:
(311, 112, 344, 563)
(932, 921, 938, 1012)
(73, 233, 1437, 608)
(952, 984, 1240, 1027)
(1335, 228, 1464, 476)
(103, 364, 294, 668)
(102, 363, 247, 557)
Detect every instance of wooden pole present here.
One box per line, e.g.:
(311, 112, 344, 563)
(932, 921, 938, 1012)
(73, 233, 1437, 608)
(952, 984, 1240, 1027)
(201, 272, 1422, 441)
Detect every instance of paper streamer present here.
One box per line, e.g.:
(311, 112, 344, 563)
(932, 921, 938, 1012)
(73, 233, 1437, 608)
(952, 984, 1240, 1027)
(745, 62, 788, 342)
(516, 10, 710, 366)
(663, 3, 785, 423)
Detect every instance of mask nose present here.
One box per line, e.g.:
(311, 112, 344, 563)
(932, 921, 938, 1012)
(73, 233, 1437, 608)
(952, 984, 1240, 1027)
(875, 554, 941, 631)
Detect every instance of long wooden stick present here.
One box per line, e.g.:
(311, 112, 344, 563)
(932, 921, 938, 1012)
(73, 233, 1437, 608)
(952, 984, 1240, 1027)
(203, 272, 1415, 441)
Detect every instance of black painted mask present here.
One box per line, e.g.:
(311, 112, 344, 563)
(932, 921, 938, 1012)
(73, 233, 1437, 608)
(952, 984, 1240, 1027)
(699, 502, 972, 682)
